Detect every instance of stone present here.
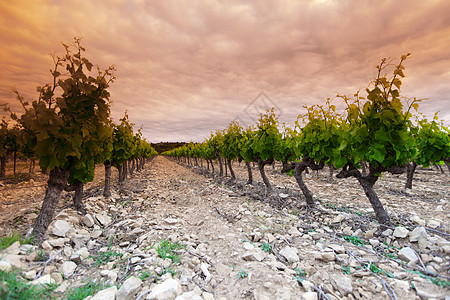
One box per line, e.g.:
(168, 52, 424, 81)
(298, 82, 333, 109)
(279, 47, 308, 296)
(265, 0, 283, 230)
(314, 252, 335, 262)
(116, 276, 142, 300)
(410, 215, 425, 226)
(0, 261, 12, 272)
(202, 292, 214, 300)
(242, 249, 265, 262)
(48, 238, 68, 248)
(200, 263, 212, 282)
(91, 286, 118, 300)
(30, 274, 55, 286)
(24, 270, 37, 280)
(95, 214, 112, 227)
(42, 241, 53, 250)
(243, 242, 254, 250)
(381, 229, 393, 237)
(328, 244, 345, 254)
(302, 292, 318, 300)
(82, 214, 95, 227)
(427, 219, 440, 229)
(393, 227, 409, 238)
(412, 280, 447, 299)
(164, 218, 180, 225)
(2, 254, 26, 270)
(147, 278, 181, 300)
(331, 214, 345, 223)
(410, 227, 427, 243)
(280, 246, 299, 264)
(330, 274, 353, 296)
(369, 239, 380, 247)
(398, 247, 418, 264)
(175, 291, 203, 300)
(279, 193, 289, 198)
(60, 261, 77, 277)
(52, 220, 72, 237)
(5, 241, 21, 254)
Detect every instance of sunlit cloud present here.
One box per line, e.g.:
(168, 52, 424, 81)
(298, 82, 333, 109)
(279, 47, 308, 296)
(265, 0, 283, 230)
(1, 0, 449, 142)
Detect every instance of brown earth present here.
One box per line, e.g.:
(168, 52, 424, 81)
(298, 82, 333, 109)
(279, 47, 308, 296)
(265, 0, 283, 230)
(0, 156, 449, 299)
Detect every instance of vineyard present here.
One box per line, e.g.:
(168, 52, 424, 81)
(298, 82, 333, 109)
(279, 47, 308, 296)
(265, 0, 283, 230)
(0, 41, 449, 299)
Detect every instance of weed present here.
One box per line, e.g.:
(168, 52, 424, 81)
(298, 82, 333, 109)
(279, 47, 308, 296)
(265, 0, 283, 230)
(342, 266, 351, 275)
(138, 270, 152, 281)
(92, 249, 124, 267)
(0, 232, 33, 249)
(294, 267, 307, 282)
(36, 249, 48, 262)
(238, 269, 248, 278)
(408, 270, 450, 288)
(260, 243, 271, 253)
(0, 270, 57, 299)
(64, 280, 109, 300)
(343, 235, 365, 246)
(155, 240, 185, 264)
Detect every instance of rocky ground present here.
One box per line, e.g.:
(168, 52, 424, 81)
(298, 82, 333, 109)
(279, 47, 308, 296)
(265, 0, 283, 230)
(0, 156, 449, 299)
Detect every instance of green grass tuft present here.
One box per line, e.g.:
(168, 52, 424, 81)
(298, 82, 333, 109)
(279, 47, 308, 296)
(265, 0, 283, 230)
(0, 270, 57, 300)
(64, 281, 109, 300)
(0, 232, 33, 250)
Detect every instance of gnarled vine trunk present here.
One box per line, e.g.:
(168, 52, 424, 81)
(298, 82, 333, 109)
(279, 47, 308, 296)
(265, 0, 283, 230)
(245, 162, 253, 184)
(103, 161, 112, 197)
(293, 163, 315, 207)
(32, 167, 70, 242)
(258, 158, 273, 191)
(405, 161, 417, 189)
(72, 180, 86, 213)
(227, 159, 235, 180)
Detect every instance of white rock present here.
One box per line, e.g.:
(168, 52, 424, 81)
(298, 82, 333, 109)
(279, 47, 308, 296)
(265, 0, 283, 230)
(116, 276, 142, 300)
(412, 280, 447, 299)
(164, 218, 180, 225)
(381, 229, 393, 237)
(5, 241, 21, 254)
(410, 227, 427, 243)
(2, 254, 26, 270)
(393, 227, 409, 238)
(24, 269, 37, 280)
(175, 291, 203, 300)
(52, 220, 72, 237)
(398, 247, 418, 264)
(60, 261, 77, 277)
(330, 274, 353, 296)
(314, 252, 335, 262)
(48, 238, 68, 247)
(302, 291, 318, 300)
(369, 239, 380, 247)
(280, 246, 299, 264)
(147, 278, 181, 300)
(200, 263, 212, 282)
(331, 214, 345, 223)
(410, 215, 425, 226)
(30, 274, 55, 286)
(328, 244, 345, 254)
(91, 286, 118, 300)
(242, 249, 265, 262)
(427, 220, 440, 229)
(0, 261, 12, 272)
(243, 242, 254, 250)
(95, 214, 112, 227)
(279, 193, 289, 198)
(82, 214, 95, 227)
(202, 292, 214, 300)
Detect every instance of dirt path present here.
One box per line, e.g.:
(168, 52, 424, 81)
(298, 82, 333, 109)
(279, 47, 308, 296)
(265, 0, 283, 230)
(1, 156, 449, 299)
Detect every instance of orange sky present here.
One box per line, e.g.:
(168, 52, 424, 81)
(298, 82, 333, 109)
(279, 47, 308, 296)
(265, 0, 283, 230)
(1, 0, 449, 142)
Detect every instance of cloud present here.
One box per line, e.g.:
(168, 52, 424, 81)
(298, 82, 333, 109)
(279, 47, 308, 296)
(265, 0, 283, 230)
(1, 0, 449, 141)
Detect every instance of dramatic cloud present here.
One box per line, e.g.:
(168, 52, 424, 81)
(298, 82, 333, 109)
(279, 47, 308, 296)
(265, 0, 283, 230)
(1, 0, 449, 142)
